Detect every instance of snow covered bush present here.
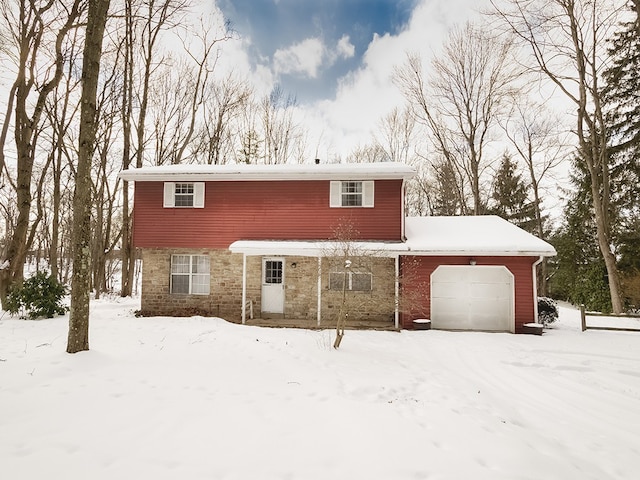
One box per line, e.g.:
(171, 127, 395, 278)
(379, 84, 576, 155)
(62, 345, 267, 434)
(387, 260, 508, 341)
(537, 297, 558, 326)
(5, 271, 68, 320)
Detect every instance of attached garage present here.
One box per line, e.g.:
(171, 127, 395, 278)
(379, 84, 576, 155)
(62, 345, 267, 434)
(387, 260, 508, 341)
(400, 216, 557, 333)
(430, 265, 514, 332)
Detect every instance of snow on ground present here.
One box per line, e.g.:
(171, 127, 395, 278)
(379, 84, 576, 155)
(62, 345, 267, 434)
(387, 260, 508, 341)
(1, 299, 640, 480)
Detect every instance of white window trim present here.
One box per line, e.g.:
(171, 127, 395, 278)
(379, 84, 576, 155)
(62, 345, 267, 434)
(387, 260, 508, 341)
(329, 180, 374, 208)
(163, 182, 205, 208)
(170, 254, 210, 295)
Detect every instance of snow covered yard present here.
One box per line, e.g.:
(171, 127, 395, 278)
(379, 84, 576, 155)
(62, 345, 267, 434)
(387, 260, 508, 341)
(1, 299, 639, 480)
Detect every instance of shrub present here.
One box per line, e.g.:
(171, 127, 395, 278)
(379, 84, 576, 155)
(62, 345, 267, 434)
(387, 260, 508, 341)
(6, 271, 68, 320)
(537, 297, 558, 326)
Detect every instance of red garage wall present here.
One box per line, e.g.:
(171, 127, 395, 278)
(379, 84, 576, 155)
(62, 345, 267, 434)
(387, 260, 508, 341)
(400, 255, 539, 333)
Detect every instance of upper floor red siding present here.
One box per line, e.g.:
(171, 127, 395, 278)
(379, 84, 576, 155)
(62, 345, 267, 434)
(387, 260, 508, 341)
(133, 179, 404, 248)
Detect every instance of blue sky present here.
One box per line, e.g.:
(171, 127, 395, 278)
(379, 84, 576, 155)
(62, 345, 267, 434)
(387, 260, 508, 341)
(211, 0, 487, 156)
(218, 0, 418, 102)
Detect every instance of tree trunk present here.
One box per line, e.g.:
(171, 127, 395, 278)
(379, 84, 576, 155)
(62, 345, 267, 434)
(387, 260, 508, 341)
(67, 0, 111, 354)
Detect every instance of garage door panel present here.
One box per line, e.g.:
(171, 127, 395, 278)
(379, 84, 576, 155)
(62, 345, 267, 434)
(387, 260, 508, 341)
(469, 283, 509, 298)
(430, 266, 514, 332)
(431, 282, 467, 299)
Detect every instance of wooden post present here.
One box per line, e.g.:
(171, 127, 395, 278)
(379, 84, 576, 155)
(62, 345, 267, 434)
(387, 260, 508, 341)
(580, 304, 587, 332)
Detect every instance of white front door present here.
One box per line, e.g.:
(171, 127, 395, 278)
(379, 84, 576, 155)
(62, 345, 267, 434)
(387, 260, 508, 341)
(261, 258, 285, 314)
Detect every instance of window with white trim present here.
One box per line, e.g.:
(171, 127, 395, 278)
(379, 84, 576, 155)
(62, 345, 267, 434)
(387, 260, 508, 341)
(170, 254, 210, 295)
(329, 271, 373, 291)
(329, 180, 374, 207)
(163, 182, 205, 208)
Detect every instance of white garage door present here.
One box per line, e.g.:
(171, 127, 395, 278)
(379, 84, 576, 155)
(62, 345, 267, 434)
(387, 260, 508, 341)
(430, 265, 514, 332)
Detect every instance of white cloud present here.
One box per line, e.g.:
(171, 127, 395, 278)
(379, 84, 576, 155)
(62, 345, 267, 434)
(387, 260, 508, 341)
(336, 34, 355, 60)
(298, 0, 491, 159)
(273, 37, 325, 78)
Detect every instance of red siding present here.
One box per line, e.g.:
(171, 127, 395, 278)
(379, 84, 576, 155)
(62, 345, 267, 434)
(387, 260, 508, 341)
(401, 256, 537, 332)
(133, 179, 403, 248)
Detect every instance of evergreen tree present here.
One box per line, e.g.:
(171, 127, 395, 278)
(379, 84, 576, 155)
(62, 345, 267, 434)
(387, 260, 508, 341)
(431, 158, 467, 216)
(488, 154, 536, 232)
(602, 11, 640, 309)
(602, 16, 640, 176)
(547, 160, 612, 313)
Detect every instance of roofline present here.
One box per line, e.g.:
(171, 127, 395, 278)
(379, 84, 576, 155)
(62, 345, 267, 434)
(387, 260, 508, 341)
(228, 240, 556, 258)
(118, 162, 417, 182)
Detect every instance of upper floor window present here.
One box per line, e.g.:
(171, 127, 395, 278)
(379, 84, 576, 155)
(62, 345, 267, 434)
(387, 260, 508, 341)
(163, 182, 205, 208)
(330, 180, 374, 208)
(170, 254, 210, 295)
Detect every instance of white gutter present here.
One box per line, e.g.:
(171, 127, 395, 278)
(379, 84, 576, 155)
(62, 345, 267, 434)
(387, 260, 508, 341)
(394, 255, 400, 329)
(532, 256, 544, 323)
(118, 163, 416, 182)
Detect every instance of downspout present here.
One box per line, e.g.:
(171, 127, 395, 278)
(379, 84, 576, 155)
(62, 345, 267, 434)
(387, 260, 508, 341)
(317, 256, 322, 327)
(241, 253, 247, 324)
(401, 179, 407, 241)
(532, 256, 543, 324)
(395, 254, 400, 329)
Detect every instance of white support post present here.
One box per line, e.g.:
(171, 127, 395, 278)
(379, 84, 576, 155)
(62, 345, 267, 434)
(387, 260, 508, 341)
(241, 254, 247, 324)
(317, 256, 322, 327)
(394, 255, 400, 330)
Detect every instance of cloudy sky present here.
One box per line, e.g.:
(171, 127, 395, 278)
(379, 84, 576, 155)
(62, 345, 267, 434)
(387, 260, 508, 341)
(211, 0, 490, 159)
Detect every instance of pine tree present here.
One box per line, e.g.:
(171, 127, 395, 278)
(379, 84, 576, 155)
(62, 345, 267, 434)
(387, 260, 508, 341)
(547, 159, 612, 312)
(489, 154, 536, 232)
(602, 17, 640, 171)
(601, 12, 640, 311)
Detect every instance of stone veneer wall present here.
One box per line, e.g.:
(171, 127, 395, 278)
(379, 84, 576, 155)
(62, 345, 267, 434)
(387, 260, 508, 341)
(320, 256, 396, 324)
(140, 248, 396, 323)
(140, 248, 261, 319)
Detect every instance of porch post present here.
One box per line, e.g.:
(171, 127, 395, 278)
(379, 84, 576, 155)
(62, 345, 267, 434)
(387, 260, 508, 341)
(317, 256, 322, 326)
(241, 253, 247, 324)
(394, 255, 400, 329)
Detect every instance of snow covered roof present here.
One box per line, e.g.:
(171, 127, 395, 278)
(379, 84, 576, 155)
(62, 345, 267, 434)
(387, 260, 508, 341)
(229, 239, 406, 257)
(229, 216, 556, 257)
(404, 216, 556, 256)
(118, 162, 416, 182)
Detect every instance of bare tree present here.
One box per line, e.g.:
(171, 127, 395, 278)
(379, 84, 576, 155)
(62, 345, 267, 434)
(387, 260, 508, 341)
(261, 86, 304, 164)
(0, 0, 83, 307)
(395, 22, 521, 215)
(501, 99, 569, 294)
(491, 0, 626, 313)
(192, 73, 251, 165)
(376, 106, 415, 164)
(121, 0, 189, 296)
(67, 0, 111, 353)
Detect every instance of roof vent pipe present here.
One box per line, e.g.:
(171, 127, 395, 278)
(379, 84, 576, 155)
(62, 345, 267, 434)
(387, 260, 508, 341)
(315, 158, 320, 165)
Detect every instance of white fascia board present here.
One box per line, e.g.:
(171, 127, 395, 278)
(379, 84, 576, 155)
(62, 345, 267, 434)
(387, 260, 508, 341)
(228, 240, 555, 258)
(118, 162, 416, 182)
(229, 240, 406, 257)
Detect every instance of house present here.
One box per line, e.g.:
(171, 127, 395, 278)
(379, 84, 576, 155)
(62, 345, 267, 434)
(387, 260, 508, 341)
(118, 162, 556, 333)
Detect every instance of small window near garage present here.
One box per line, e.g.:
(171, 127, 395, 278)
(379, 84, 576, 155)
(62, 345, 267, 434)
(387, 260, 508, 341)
(171, 254, 210, 295)
(163, 182, 205, 208)
(329, 271, 372, 291)
(329, 181, 374, 207)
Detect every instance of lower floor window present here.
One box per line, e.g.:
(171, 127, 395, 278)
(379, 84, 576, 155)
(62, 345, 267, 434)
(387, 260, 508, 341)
(329, 271, 373, 291)
(171, 254, 210, 294)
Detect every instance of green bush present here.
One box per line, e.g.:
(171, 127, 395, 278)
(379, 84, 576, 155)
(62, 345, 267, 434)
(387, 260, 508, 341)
(537, 297, 558, 326)
(6, 271, 68, 319)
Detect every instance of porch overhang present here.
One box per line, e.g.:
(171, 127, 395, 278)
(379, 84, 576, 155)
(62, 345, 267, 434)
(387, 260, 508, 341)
(229, 239, 405, 257)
